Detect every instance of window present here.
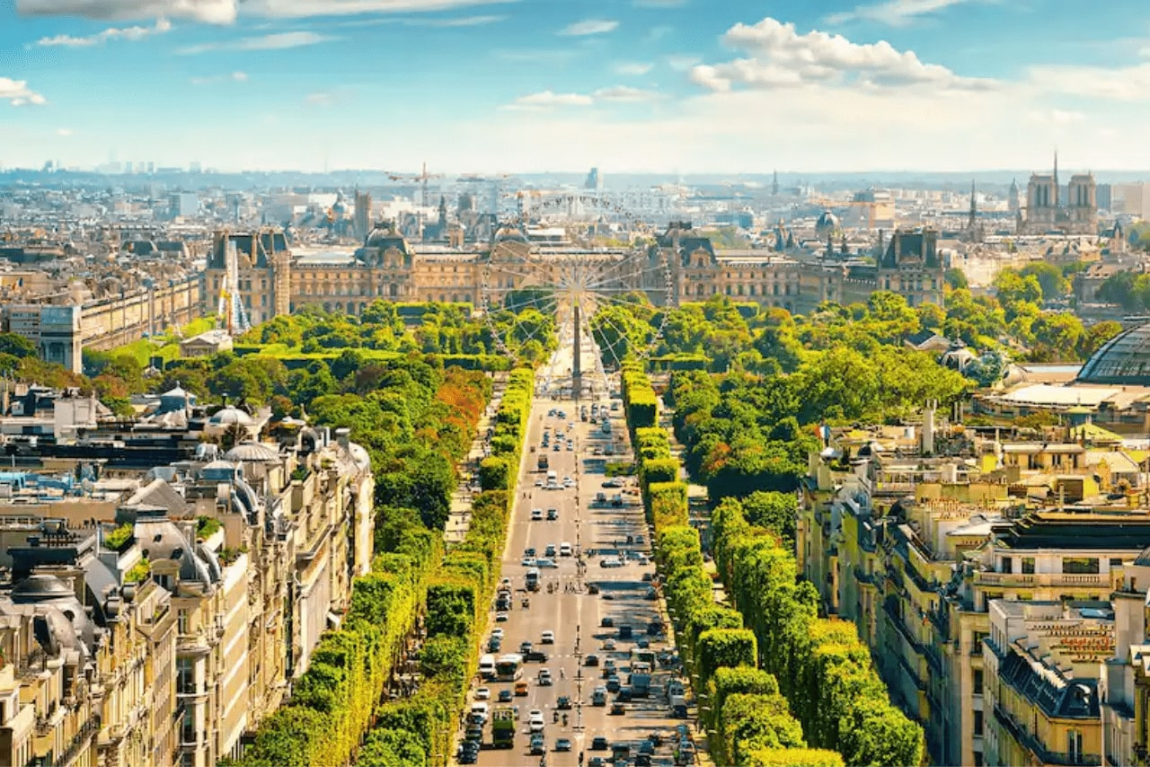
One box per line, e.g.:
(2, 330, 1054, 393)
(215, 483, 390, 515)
(1062, 557, 1100, 574)
(971, 631, 987, 656)
(1022, 557, 1035, 574)
(973, 751, 983, 767)
(973, 710, 983, 736)
(1111, 558, 1124, 568)
(177, 658, 195, 694)
(1001, 557, 1013, 574)
(178, 609, 188, 634)
(973, 669, 984, 694)
(181, 709, 196, 745)
(1068, 729, 1083, 762)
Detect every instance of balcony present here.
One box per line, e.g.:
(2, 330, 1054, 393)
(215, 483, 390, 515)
(994, 703, 1100, 766)
(973, 571, 1109, 589)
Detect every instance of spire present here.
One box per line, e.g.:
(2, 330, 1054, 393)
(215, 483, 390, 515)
(771, 169, 779, 196)
(1053, 148, 1059, 207)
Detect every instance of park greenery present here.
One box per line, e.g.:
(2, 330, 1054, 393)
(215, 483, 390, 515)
(621, 371, 922, 767)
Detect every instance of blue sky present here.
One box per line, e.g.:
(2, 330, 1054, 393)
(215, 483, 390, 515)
(1, 0, 1149, 173)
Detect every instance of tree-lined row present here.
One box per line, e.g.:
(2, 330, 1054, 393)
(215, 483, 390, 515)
(622, 373, 844, 767)
(358, 368, 534, 766)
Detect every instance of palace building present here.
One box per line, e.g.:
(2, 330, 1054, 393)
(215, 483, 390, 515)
(203, 221, 946, 324)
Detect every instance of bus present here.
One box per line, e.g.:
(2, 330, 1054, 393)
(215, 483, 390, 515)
(525, 568, 540, 592)
(479, 653, 497, 680)
(495, 653, 524, 681)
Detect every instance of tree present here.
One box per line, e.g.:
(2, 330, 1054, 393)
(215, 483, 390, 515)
(1020, 261, 1070, 299)
(944, 267, 968, 290)
(741, 491, 798, 546)
(1078, 320, 1123, 358)
(0, 333, 36, 359)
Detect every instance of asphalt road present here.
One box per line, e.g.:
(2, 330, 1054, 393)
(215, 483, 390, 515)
(456, 340, 692, 767)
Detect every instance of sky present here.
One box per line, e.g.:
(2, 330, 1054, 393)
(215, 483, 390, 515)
(1, 0, 1149, 174)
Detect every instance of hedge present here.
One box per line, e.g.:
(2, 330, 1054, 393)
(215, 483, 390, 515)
(478, 457, 511, 491)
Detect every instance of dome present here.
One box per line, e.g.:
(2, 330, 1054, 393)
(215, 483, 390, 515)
(209, 406, 253, 426)
(493, 226, 529, 245)
(1077, 322, 1150, 385)
(11, 574, 74, 601)
(224, 441, 280, 463)
(365, 224, 409, 251)
(815, 210, 840, 234)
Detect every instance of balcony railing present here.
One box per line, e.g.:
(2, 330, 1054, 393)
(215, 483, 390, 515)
(973, 571, 1108, 588)
(994, 703, 1100, 766)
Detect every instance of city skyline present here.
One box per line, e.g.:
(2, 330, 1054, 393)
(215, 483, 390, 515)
(2, 0, 1149, 173)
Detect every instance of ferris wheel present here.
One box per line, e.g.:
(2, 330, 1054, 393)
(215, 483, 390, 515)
(479, 194, 672, 386)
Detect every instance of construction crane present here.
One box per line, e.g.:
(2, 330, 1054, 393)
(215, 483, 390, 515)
(388, 162, 443, 207)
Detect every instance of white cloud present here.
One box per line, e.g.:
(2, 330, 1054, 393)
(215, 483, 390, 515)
(56, 128, 74, 136)
(593, 85, 661, 102)
(18, 0, 235, 24)
(559, 19, 618, 36)
(178, 30, 336, 54)
(240, 0, 519, 19)
(17, 0, 520, 23)
(305, 91, 333, 105)
(615, 61, 653, 76)
(666, 54, 699, 71)
(37, 18, 171, 46)
(827, 0, 974, 27)
(1027, 62, 1150, 102)
(0, 77, 47, 106)
(692, 17, 997, 92)
(190, 70, 248, 84)
(504, 90, 594, 110)
(405, 14, 503, 26)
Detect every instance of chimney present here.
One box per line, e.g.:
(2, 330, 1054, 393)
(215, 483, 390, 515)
(336, 428, 350, 451)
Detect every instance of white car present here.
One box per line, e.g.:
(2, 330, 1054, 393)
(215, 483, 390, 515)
(531, 509, 544, 521)
(536, 558, 559, 569)
(599, 557, 624, 568)
(563, 478, 575, 488)
(522, 557, 537, 567)
(559, 543, 573, 557)
(496, 612, 509, 622)
(535, 478, 544, 487)
(492, 628, 505, 641)
(529, 710, 545, 732)
(541, 630, 555, 644)
(476, 687, 491, 700)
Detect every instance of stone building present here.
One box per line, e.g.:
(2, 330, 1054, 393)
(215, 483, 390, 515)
(1023, 154, 1098, 235)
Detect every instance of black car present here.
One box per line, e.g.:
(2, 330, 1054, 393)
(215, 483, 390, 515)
(618, 625, 633, 640)
(557, 696, 572, 710)
(601, 616, 614, 628)
(590, 758, 605, 767)
(525, 650, 549, 663)
(592, 736, 610, 750)
(584, 653, 600, 667)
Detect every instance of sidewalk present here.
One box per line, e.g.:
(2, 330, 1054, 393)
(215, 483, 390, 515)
(445, 384, 505, 545)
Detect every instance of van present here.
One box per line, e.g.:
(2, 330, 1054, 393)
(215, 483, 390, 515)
(479, 654, 496, 680)
(468, 702, 488, 725)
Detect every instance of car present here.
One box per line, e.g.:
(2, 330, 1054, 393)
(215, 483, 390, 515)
(492, 628, 504, 640)
(531, 508, 544, 521)
(495, 612, 509, 622)
(600, 557, 624, 568)
(606, 675, 621, 693)
(541, 630, 555, 644)
(498, 689, 513, 702)
(545, 544, 557, 558)
(515, 681, 529, 696)
(584, 653, 600, 666)
(529, 710, 545, 732)
(642, 572, 654, 582)
(559, 543, 573, 557)
(645, 587, 658, 601)
(487, 639, 501, 653)
(530, 734, 546, 755)
(602, 479, 623, 488)
(458, 748, 478, 764)
(646, 732, 664, 748)
(601, 617, 614, 628)
(639, 740, 655, 755)
(524, 547, 536, 557)
(591, 736, 610, 750)
(537, 558, 558, 569)
(524, 649, 549, 662)
(476, 687, 491, 700)
(618, 625, 633, 640)
(552, 443, 561, 451)
(567, 443, 574, 451)
(556, 738, 573, 752)
(520, 640, 533, 653)
(638, 637, 650, 649)
(589, 758, 605, 767)
(603, 659, 617, 674)
(610, 702, 626, 715)
(563, 477, 574, 488)
(593, 447, 603, 456)
(535, 478, 544, 487)
(592, 686, 608, 706)
(538, 669, 553, 686)
(521, 556, 537, 567)
(603, 638, 617, 651)
(557, 696, 572, 710)
(547, 508, 559, 520)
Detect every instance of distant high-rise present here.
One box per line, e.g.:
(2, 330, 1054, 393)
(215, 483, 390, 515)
(354, 190, 372, 241)
(772, 170, 779, 196)
(584, 167, 602, 192)
(1008, 178, 1020, 214)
